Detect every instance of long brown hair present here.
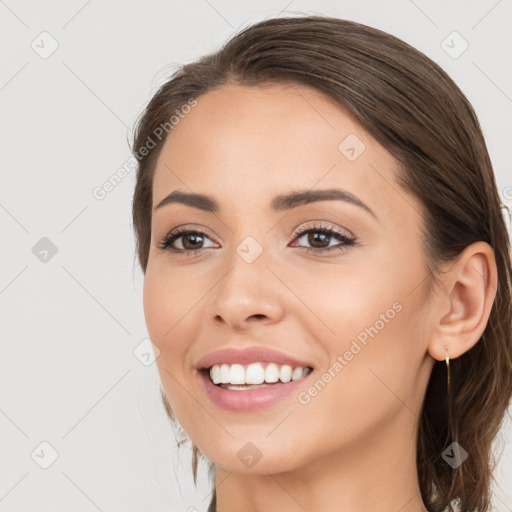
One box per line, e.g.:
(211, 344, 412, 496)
(131, 15, 512, 512)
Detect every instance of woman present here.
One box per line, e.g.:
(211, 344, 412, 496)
(131, 15, 512, 512)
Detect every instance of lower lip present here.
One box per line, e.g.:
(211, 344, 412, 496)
(196, 369, 314, 412)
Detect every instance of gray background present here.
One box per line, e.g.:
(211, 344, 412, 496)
(1, 0, 511, 511)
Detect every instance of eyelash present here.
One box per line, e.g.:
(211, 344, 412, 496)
(157, 223, 357, 258)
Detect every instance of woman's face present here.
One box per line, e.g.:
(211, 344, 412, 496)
(144, 82, 437, 474)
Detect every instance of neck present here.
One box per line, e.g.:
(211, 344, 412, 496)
(210, 410, 429, 512)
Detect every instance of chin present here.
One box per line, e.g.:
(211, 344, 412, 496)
(202, 443, 307, 475)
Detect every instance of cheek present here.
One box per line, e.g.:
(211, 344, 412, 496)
(297, 254, 424, 398)
(287, 253, 404, 338)
(143, 265, 202, 420)
(327, 298, 426, 433)
(288, 305, 422, 459)
(142, 263, 200, 360)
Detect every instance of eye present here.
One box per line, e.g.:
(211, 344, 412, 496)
(157, 227, 217, 257)
(157, 222, 357, 257)
(289, 222, 357, 254)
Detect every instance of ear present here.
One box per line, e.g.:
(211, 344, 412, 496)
(427, 241, 498, 362)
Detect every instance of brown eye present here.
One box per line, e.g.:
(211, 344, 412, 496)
(157, 223, 357, 257)
(291, 223, 357, 254)
(304, 231, 331, 249)
(181, 232, 205, 250)
(158, 228, 217, 256)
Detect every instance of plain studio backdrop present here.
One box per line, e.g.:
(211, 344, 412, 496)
(1, 1, 511, 511)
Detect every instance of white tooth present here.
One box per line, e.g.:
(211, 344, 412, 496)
(214, 362, 309, 386)
(210, 365, 221, 384)
(279, 364, 292, 383)
(225, 383, 268, 391)
(291, 367, 305, 381)
(229, 364, 246, 385)
(246, 363, 265, 385)
(264, 363, 280, 383)
(220, 364, 231, 384)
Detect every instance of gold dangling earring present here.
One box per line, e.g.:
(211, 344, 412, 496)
(445, 345, 450, 390)
(445, 345, 456, 444)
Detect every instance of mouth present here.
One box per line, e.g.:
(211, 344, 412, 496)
(196, 362, 315, 411)
(201, 362, 314, 390)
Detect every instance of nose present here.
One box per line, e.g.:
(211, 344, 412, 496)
(208, 248, 286, 331)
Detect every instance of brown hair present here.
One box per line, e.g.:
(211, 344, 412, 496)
(131, 15, 512, 512)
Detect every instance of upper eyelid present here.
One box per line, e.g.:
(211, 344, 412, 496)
(294, 223, 353, 238)
(166, 219, 352, 236)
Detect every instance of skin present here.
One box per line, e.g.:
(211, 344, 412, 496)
(143, 82, 497, 512)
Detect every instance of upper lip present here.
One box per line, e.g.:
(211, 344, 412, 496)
(195, 346, 315, 370)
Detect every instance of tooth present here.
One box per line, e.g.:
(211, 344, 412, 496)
(226, 383, 268, 391)
(229, 364, 246, 385)
(246, 363, 265, 385)
(220, 364, 231, 384)
(210, 365, 221, 384)
(279, 364, 292, 383)
(291, 367, 304, 381)
(264, 363, 280, 383)
(210, 362, 310, 386)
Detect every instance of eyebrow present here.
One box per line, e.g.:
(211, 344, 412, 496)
(154, 188, 377, 219)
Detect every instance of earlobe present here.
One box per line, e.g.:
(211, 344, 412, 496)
(428, 241, 498, 362)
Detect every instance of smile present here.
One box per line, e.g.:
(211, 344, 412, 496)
(197, 364, 315, 412)
(209, 362, 313, 389)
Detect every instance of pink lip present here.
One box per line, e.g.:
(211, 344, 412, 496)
(196, 367, 314, 412)
(193, 346, 315, 412)
(194, 346, 314, 369)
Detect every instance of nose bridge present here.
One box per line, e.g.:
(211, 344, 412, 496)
(209, 231, 285, 328)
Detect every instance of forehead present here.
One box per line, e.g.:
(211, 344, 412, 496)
(152, 83, 406, 219)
